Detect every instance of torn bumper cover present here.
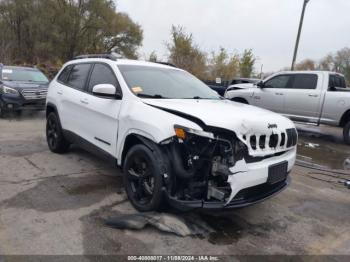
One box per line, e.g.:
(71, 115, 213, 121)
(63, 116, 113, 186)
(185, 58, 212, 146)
(165, 146, 296, 210)
(166, 177, 290, 210)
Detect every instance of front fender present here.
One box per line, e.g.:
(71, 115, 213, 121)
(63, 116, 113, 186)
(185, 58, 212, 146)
(116, 100, 202, 165)
(225, 89, 254, 101)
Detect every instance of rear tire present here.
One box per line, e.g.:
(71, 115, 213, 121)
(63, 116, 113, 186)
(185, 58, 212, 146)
(123, 144, 164, 212)
(343, 121, 350, 145)
(46, 112, 70, 153)
(0, 105, 5, 118)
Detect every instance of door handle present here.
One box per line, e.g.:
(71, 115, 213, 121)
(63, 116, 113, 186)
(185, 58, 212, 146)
(308, 94, 318, 97)
(80, 99, 89, 105)
(57, 91, 63, 95)
(275, 93, 283, 96)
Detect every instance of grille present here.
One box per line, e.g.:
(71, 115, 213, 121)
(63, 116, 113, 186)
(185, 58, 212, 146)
(247, 128, 297, 151)
(286, 128, 298, 148)
(21, 89, 47, 100)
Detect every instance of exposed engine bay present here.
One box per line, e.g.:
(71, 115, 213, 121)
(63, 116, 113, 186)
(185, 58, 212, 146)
(160, 126, 257, 205)
(158, 125, 296, 207)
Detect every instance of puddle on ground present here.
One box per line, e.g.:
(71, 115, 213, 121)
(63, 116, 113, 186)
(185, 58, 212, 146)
(1, 175, 123, 212)
(297, 135, 350, 170)
(199, 213, 288, 245)
(65, 182, 118, 195)
(201, 215, 244, 245)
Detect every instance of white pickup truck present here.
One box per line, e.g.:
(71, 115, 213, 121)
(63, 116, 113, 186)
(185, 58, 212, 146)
(225, 71, 350, 143)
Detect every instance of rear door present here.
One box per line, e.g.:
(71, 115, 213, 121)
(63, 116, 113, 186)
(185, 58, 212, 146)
(282, 74, 321, 122)
(253, 74, 292, 113)
(77, 63, 123, 156)
(59, 63, 92, 139)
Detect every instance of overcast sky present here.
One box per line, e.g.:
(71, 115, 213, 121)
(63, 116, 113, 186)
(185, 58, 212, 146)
(116, 0, 350, 72)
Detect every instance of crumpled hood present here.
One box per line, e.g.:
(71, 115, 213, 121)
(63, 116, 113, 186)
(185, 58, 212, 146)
(144, 99, 296, 156)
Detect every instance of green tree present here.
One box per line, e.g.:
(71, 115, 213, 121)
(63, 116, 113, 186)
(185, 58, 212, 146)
(333, 48, 350, 85)
(295, 59, 316, 71)
(239, 49, 256, 78)
(209, 47, 239, 81)
(148, 51, 158, 62)
(318, 54, 334, 71)
(0, 0, 143, 64)
(167, 25, 207, 79)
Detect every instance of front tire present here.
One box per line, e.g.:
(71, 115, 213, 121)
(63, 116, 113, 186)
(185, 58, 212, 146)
(46, 112, 70, 153)
(123, 144, 164, 212)
(343, 121, 350, 145)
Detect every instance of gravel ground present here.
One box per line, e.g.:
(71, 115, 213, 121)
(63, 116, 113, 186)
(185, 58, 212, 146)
(0, 112, 349, 256)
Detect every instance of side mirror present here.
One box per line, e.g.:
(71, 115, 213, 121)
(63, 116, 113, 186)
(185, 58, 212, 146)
(92, 84, 122, 99)
(257, 81, 265, 88)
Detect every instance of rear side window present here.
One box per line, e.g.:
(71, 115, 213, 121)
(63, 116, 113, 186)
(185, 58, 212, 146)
(88, 64, 119, 92)
(291, 74, 318, 89)
(66, 64, 91, 90)
(57, 65, 72, 83)
(329, 75, 346, 89)
(265, 75, 292, 89)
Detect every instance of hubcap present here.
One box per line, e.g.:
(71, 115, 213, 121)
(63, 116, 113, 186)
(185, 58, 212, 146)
(127, 155, 154, 205)
(47, 117, 58, 148)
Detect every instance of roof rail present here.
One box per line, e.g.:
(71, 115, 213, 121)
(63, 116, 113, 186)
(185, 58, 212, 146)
(155, 62, 177, 68)
(74, 54, 117, 61)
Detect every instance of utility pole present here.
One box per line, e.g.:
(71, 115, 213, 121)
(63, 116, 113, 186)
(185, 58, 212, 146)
(291, 0, 310, 71)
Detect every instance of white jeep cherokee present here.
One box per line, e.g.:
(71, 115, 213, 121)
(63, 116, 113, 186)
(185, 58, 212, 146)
(46, 54, 297, 211)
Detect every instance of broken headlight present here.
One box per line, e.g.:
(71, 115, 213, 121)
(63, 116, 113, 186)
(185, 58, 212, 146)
(174, 125, 214, 140)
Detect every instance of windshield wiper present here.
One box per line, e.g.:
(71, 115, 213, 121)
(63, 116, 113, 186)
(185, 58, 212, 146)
(136, 93, 168, 99)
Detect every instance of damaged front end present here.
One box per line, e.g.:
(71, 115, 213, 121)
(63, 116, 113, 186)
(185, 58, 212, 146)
(160, 125, 294, 210)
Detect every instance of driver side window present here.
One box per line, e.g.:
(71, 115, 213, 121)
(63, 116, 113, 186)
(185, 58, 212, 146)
(265, 75, 291, 89)
(88, 63, 120, 93)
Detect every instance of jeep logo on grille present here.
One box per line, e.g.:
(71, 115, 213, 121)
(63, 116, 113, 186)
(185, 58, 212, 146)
(268, 123, 278, 129)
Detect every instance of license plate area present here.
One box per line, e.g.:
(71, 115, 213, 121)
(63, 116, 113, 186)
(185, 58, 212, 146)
(268, 161, 288, 184)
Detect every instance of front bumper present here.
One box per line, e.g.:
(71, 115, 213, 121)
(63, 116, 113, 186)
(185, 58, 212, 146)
(166, 148, 296, 210)
(0, 94, 46, 111)
(166, 176, 290, 210)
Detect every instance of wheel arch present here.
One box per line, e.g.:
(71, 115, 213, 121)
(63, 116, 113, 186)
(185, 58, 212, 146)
(46, 102, 58, 118)
(119, 132, 164, 168)
(339, 109, 350, 127)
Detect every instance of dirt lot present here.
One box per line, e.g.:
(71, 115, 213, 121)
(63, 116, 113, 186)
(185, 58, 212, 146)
(0, 112, 349, 255)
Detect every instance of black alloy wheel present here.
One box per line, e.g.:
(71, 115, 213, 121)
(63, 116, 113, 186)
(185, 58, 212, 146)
(123, 144, 163, 211)
(46, 112, 70, 153)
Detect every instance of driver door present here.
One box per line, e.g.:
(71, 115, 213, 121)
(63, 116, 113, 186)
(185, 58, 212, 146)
(253, 74, 292, 113)
(77, 63, 123, 156)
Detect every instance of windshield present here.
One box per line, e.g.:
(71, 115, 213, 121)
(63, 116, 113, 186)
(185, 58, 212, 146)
(1, 67, 49, 83)
(118, 65, 221, 99)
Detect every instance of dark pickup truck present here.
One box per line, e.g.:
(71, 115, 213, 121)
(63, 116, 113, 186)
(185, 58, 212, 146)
(0, 65, 49, 117)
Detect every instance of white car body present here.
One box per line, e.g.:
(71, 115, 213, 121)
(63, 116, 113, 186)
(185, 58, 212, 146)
(227, 83, 256, 91)
(46, 57, 297, 210)
(225, 71, 349, 127)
